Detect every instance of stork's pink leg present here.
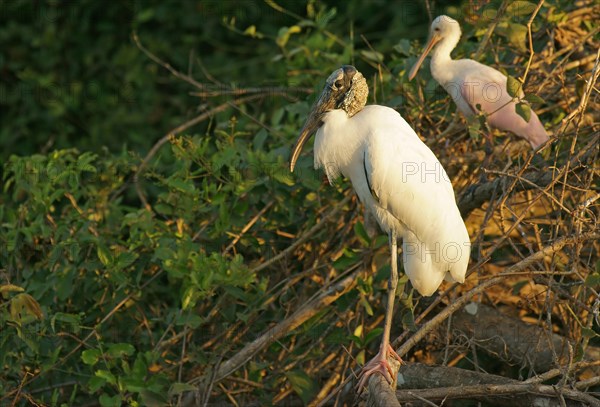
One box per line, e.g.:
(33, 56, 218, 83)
(356, 230, 402, 393)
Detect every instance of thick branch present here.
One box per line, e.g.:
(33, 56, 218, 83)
(396, 381, 600, 406)
(365, 357, 402, 407)
(450, 302, 600, 374)
(458, 168, 552, 217)
(396, 364, 586, 407)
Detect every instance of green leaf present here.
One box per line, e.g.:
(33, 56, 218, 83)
(467, 117, 481, 141)
(359, 295, 374, 316)
(88, 375, 106, 392)
(95, 369, 117, 385)
(10, 293, 44, 323)
(116, 251, 138, 269)
(354, 221, 371, 246)
(511, 280, 529, 295)
(181, 286, 199, 310)
(99, 394, 122, 407)
(285, 370, 317, 404)
(243, 25, 263, 39)
(82, 349, 101, 366)
(506, 1, 538, 16)
(585, 273, 600, 288)
(402, 308, 417, 331)
(0, 284, 25, 296)
(506, 75, 522, 98)
(524, 93, 545, 104)
(140, 389, 169, 407)
(507, 23, 528, 52)
(393, 39, 412, 56)
(97, 244, 112, 266)
(361, 50, 384, 63)
(374, 235, 388, 249)
(364, 327, 383, 346)
(516, 102, 531, 122)
(169, 382, 197, 395)
(107, 343, 135, 358)
(276, 25, 301, 48)
(581, 327, 598, 338)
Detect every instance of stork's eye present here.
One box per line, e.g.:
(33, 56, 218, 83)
(434, 27, 440, 32)
(334, 80, 343, 89)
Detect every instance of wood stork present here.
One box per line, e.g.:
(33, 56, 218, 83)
(290, 65, 470, 391)
(408, 15, 549, 149)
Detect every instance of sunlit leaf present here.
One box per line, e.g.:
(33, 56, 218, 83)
(276, 25, 301, 48)
(516, 102, 531, 122)
(95, 369, 117, 385)
(524, 93, 545, 104)
(10, 293, 44, 322)
(507, 23, 528, 52)
(97, 244, 112, 266)
(506, 1, 538, 16)
(506, 75, 522, 98)
(0, 284, 24, 298)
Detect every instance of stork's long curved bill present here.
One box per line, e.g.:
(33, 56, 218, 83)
(289, 88, 333, 172)
(408, 33, 441, 81)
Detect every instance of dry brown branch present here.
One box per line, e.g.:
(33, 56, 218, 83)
(318, 231, 598, 405)
(251, 194, 352, 273)
(457, 134, 598, 217)
(133, 32, 204, 90)
(450, 302, 600, 373)
(181, 264, 363, 407)
(395, 363, 597, 407)
(557, 46, 600, 134)
(393, 230, 599, 357)
(223, 201, 274, 254)
(395, 382, 600, 406)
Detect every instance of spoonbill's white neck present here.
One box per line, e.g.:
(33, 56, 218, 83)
(430, 30, 460, 64)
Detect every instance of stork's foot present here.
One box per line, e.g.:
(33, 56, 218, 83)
(356, 344, 402, 394)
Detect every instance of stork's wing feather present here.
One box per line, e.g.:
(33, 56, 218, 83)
(363, 116, 456, 246)
(360, 106, 470, 295)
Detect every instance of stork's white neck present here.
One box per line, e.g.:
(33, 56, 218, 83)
(429, 31, 461, 84)
(313, 109, 364, 183)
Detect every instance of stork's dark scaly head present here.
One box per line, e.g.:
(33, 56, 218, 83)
(289, 65, 368, 172)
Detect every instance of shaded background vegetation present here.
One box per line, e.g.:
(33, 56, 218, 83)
(1, 0, 598, 406)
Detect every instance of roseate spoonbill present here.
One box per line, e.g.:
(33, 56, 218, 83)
(290, 65, 470, 391)
(409, 15, 549, 149)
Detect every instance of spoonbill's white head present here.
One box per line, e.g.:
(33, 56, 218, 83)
(409, 15, 462, 81)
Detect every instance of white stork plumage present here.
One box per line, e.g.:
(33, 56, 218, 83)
(409, 15, 549, 149)
(290, 65, 470, 391)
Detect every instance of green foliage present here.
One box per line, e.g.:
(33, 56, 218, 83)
(0, 0, 597, 405)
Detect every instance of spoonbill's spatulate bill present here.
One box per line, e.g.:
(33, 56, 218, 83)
(290, 65, 471, 392)
(409, 15, 549, 149)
